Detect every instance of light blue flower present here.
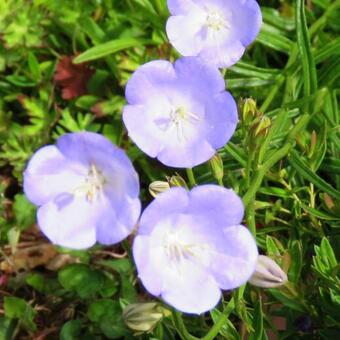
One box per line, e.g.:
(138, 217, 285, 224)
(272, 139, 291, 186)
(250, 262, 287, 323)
(133, 185, 258, 314)
(24, 132, 141, 249)
(123, 57, 238, 168)
(166, 0, 262, 68)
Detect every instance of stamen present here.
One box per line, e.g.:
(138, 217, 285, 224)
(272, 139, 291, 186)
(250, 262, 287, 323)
(73, 164, 106, 203)
(163, 231, 195, 263)
(164, 106, 201, 141)
(206, 11, 228, 31)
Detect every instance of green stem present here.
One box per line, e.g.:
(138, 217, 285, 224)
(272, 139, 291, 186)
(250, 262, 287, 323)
(201, 298, 235, 340)
(260, 75, 285, 113)
(243, 114, 310, 207)
(172, 311, 198, 340)
(243, 143, 291, 207)
(246, 203, 256, 236)
(245, 148, 254, 187)
(217, 177, 224, 187)
(186, 168, 196, 188)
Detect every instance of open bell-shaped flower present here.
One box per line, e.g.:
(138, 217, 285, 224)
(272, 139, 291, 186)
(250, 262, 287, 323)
(166, 0, 262, 68)
(23, 132, 141, 249)
(133, 185, 258, 314)
(123, 57, 238, 168)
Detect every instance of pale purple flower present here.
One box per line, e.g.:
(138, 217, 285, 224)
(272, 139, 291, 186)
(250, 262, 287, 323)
(133, 185, 258, 314)
(166, 0, 262, 68)
(24, 132, 141, 249)
(123, 57, 238, 168)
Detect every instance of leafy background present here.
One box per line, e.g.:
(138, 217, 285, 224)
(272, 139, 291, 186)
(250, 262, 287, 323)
(0, 0, 339, 339)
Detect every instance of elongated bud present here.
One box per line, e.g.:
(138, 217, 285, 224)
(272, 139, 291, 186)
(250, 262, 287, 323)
(323, 193, 335, 210)
(168, 174, 188, 189)
(123, 302, 170, 334)
(249, 255, 288, 288)
(209, 153, 224, 182)
(149, 181, 170, 198)
(240, 98, 257, 124)
(254, 116, 271, 137)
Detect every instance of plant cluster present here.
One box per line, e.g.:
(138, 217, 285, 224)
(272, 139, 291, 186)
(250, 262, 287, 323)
(0, 0, 339, 339)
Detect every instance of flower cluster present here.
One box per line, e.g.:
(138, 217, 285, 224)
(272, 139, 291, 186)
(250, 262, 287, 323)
(24, 0, 263, 314)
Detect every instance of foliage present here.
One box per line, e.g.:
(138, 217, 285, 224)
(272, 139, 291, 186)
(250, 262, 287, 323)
(0, 0, 339, 339)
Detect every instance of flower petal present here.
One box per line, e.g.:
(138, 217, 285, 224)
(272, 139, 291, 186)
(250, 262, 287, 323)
(157, 138, 216, 168)
(166, 15, 205, 56)
(57, 131, 120, 166)
(161, 259, 221, 314)
(123, 104, 166, 158)
(37, 194, 96, 249)
(24, 145, 85, 206)
(96, 195, 141, 245)
(224, 0, 262, 46)
(138, 187, 189, 235)
(205, 92, 238, 149)
(187, 185, 244, 226)
(167, 0, 199, 15)
(174, 57, 226, 95)
(209, 225, 258, 289)
(133, 235, 163, 296)
(57, 132, 140, 198)
(125, 60, 176, 105)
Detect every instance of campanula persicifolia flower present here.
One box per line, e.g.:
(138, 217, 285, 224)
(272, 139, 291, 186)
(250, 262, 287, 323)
(166, 0, 262, 68)
(24, 132, 141, 249)
(123, 57, 238, 168)
(133, 185, 258, 314)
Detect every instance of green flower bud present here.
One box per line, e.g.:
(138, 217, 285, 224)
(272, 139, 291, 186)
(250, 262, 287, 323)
(149, 181, 170, 198)
(123, 302, 170, 334)
(240, 98, 257, 124)
(209, 153, 224, 182)
(249, 255, 288, 288)
(254, 116, 271, 137)
(168, 174, 188, 189)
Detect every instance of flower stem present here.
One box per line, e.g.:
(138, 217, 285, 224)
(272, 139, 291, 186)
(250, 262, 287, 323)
(172, 311, 198, 340)
(201, 298, 235, 340)
(243, 113, 310, 207)
(186, 168, 196, 188)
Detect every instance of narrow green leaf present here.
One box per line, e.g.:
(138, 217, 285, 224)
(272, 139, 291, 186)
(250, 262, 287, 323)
(257, 26, 294, 53)
(300, 203, 340, 220)
(224, 143, 247, 167)
(296, 0, 318, 97)
(320, 238, 337, 268)
(289, 150, 340, 200)
(230, 61, 280, 80)
(74, 38, 154, 63)
(249, 299, 266, 340)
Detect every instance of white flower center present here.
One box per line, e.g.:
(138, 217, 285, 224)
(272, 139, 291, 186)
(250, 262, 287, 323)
(74, 164, 106, 203)
(168, 106, 200, 141)
(206, 11, 227, 31)
(164, 231, 195, 263)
